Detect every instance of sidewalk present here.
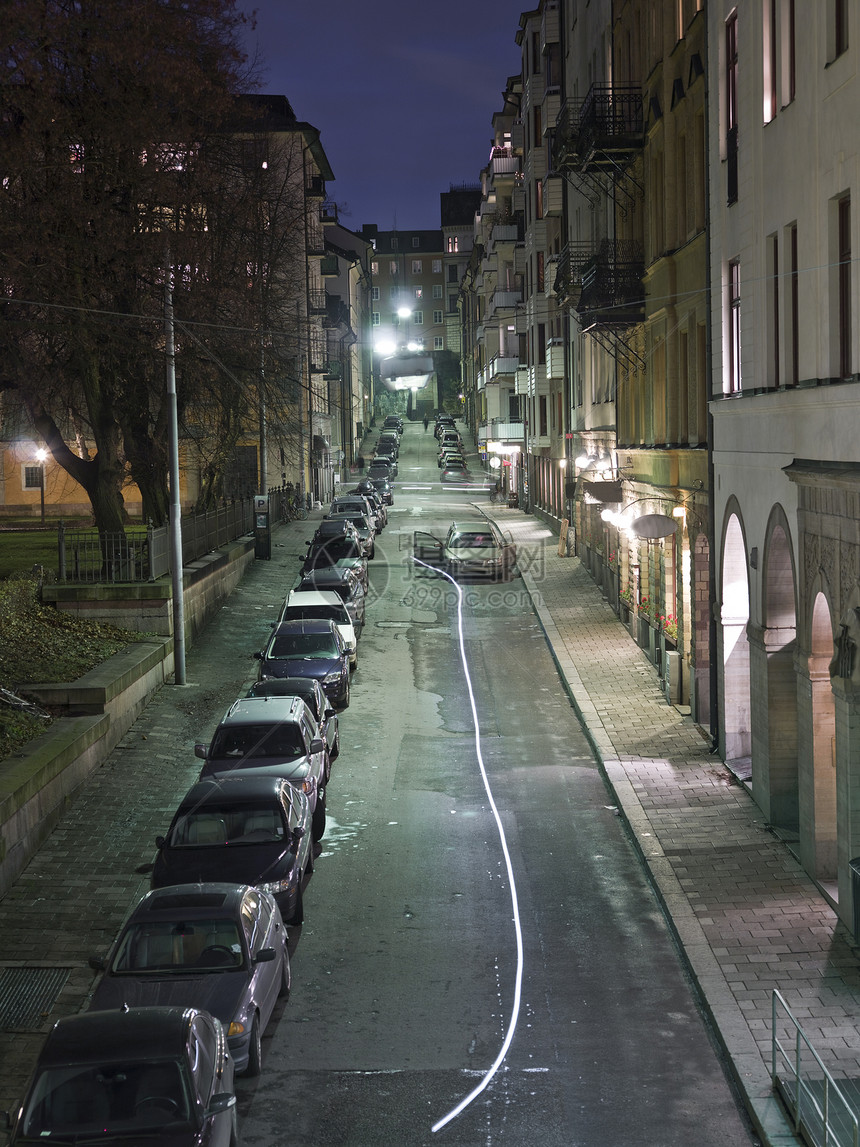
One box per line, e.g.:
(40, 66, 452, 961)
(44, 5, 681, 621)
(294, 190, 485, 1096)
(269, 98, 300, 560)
(484, 502, 860, 1147)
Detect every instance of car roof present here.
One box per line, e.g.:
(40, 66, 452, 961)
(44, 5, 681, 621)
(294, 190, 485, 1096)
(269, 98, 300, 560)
(285, 588, 343, 608)
(299, 568, 355, 586)
(38, 1007, 202, 1067)
(219, 695, 306, 725)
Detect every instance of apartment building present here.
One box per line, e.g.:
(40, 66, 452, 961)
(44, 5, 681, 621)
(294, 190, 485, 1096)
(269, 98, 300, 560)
(708, 1, 860, 927)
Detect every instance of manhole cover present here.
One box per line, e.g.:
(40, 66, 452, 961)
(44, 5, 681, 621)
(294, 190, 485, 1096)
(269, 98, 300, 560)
(0, 966, 71, 1031)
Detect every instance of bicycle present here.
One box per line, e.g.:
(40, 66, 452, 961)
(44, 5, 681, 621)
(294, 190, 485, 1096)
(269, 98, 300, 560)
(489, 484, 503, 504)
(287, 495, 308, 521)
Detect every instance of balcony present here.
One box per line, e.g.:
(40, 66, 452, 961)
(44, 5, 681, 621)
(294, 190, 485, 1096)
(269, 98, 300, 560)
(542, 87, 561, 135)
(308, 288, 326, 314)
(511, 120, 524, 153)
(490, 148, 519, 178)
(486, 418, 525, 442)
(543, 174, 564, 217)
(320, 254, 339, 276)
(553, 83, 644, 175)
(515, 366, 530, 396)
(554, 242, 599, 307)
(541, 0, 560, 50)
(576, 239, 645, 329)
(307, 223, 325, 256)
(528, 432, 551, 451)
(490, 288, 523, 314)
(492, 222, 521, 246)
(476, 365, 489, 392)
(488, 354, 519, 380)
(305, 174, 326, 198)
(319, 201, 338, 224)
(546, 338, 565, 378)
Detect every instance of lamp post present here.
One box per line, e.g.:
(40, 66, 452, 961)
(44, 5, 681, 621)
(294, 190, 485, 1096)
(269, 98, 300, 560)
(35, 448, 47, 525)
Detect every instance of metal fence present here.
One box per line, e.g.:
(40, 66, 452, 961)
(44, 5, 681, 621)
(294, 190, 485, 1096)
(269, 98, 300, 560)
(772, 989, 860, 1147)
(57, 496, 258, 584)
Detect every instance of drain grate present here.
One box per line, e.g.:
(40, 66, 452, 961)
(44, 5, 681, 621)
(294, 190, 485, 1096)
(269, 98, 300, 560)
(0, 966, 71, 1031)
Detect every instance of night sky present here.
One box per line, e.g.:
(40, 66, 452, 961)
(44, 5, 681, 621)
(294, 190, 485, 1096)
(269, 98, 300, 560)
(241, 0, 527, 232)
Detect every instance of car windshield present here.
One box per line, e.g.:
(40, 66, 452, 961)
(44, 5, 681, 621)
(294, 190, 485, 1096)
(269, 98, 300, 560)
(210, 722, 304, 759)
(270, 632, 338, 658)
(283, 605, 349, 625)
(22, 1059, 191, 1137)
(169, 806, 286, 847)
(450, 533, 496, 549)
(112, 919, 244, 973)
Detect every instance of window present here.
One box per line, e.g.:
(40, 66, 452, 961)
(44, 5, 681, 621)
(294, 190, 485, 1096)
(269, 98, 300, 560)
(536, 252, 545, 293)
(448, 294, 458, 312)
(412, 236, 420, 248)
(389, 261, 398, 275)
(434, 336, 444, 350)
(433, 310, 443, 324)
(727, 258, 741, 393)
(448, 265, 458, 283)
(432, 259, 442, 273)
(536, 179, 543, 220)
(23, 465, 43, 490)
(391, 237, 399, 250)
(433, 284, 443, 299)
(372, 312, 380, 326)
(413, 311, 424, 324)
(767, 233, 779, 385)
(389, 286, 398, 297)
(783, 0, 796, 105)
(839, 196, 851, 377)
(447, 236, 459, 253)
(726, 11, 739, 205)
(788, 222, 799, 384)
(371, 261, 378, 275)
(539, 395, 548, 436)
(835, 0, 849, 57)
(414, 287, 423, 299)
(412, 259, 422, 273)
(763, 0, 777, 122)
(371, 287, 379, 301)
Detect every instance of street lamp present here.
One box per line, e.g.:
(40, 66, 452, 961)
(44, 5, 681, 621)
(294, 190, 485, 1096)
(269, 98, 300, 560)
(35, 448, 47, 525)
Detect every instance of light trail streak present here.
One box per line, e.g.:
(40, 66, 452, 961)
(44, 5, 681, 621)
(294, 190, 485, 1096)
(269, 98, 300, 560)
(410, 557, 525, 1135)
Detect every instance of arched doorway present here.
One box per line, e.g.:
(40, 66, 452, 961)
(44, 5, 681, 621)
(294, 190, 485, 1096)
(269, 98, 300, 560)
(721, 514, 751, 769)
(809, 593, 837, 882)
(759, 521, 798, 829)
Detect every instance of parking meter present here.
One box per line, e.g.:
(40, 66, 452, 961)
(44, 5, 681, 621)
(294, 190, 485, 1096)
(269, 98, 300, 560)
(254, 494, 271, 560)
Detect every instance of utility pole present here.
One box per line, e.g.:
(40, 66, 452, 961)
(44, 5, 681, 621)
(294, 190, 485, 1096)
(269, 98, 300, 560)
(164, 268, 187, 685)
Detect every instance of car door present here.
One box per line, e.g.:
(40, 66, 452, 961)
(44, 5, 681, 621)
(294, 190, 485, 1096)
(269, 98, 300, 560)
(413, 531, 445, 570)
(242, 890, 279, 1031)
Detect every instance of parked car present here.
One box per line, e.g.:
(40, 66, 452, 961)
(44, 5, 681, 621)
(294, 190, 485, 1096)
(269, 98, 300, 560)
(306, 518, 361, 551)
(300, 537, 369, 592)
(88, 883, 289, 1077)
(4, 1006, 236, 1145)
(194, 694, 328, 840)
(255, 618, 351, 709)
(382, 415, 403, 434)
(294, 566, 366, 630)
(413, 519, 517, 579)
(326, 511, 375, 559)
(440, 462, 472, 484)
(365, 474, 394, 505)
(333, 492, 384, 531)
(350, 481, 389, 523)
(246, 676, 339, 771)
(438, 448, 466, 469)
(152, 776, 313, 925)
(278, 587, 358, 667)
(372, 451, 398, 477)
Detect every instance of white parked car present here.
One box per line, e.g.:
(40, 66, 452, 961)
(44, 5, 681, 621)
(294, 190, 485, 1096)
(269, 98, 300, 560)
(278, 588, 358, 667)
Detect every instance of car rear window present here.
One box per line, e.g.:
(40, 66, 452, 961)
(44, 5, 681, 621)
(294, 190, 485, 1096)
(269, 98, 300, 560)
(210, 722, 305, 758)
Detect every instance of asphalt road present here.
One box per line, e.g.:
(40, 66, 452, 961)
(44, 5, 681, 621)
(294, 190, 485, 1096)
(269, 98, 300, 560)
(233, 429, 758, 1146)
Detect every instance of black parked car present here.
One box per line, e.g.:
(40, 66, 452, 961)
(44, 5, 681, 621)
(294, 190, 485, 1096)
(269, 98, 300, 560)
(88, 883, 289, 1077)
(4, 1006, 236, 1146)
(294, 567, 366, 630)
(300, 542, 369, 593)
(151, 776, 313, 925)
(255, 618, 351, 708)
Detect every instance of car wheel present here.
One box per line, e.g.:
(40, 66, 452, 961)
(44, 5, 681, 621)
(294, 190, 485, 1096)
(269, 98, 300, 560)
(369, 544, 376, 559)
(244, 1014, 262, 1077)
(312, 790, 326, 841)
(289, 878, 304, 926)
(339, 676, 350, 710)
(278, 944, 291, 999)
(330, 731, 340, 762)
(229, 1105, 238, 1147)
(324, 749, 332, 784)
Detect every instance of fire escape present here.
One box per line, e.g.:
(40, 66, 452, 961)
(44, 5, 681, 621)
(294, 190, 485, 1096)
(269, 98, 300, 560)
(552, 83, 645, 371)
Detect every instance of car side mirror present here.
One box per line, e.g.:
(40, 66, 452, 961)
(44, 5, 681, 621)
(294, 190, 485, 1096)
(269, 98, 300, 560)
(155, 835, 165, 849)
(324, 708, 336, 720)
(205, 1093, 236, 1118)
(254, 651, 263, 660)
(292, 826, 305, 845)
(194, 742, 208, 760)
(88, 953, 107, 972)
(254, 947, 276, 964)
(310, 738, 325, 754)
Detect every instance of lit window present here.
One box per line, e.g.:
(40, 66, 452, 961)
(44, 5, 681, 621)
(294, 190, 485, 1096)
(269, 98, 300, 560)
(727, 258, 741, 393)
(414, 287, 423, 299)
(389, 261, 398, 275)
(447, 236, 459, 253)
(372, 312, 380, 326)
(371, 261, 378, 274)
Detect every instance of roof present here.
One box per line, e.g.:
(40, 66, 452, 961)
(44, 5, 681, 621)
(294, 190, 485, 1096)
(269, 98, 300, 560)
(39, 1007, 197, 1066)
(220, 696, 305, 725)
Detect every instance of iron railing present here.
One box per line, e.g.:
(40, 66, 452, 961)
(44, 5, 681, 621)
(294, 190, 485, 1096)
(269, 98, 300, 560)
(772, 989, 860, 1147)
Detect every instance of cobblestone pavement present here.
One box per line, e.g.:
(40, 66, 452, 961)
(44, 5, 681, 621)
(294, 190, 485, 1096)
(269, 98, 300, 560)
(483, 502, 860, 1146)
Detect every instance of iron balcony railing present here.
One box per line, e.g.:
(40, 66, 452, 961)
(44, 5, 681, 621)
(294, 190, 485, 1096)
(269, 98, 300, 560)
(576, 238, 645, 328)
(554, 83, 644, 173)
